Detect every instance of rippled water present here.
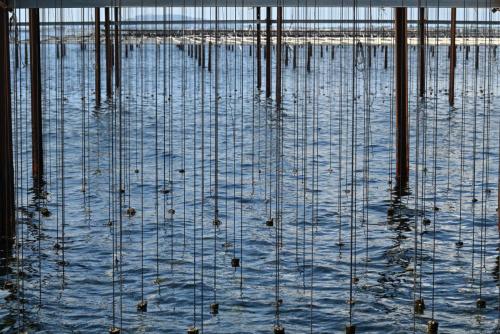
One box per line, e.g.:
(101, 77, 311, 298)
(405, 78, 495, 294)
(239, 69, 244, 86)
(4, 41, 499, 333)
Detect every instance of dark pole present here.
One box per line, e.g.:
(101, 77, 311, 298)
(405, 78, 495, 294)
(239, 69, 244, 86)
(208, 41, 212, 72)
(276, 7, 282, 108)
(265, 7, 271, 99)
(105, 7, 112, 97)
(307, 42, 312, 72)
(384, 45, 388, 69)
(0, 6, 15, 246)
(114, 7, 120, 88)
(395, 7, 409, 194)
(256, 7, 262, 91)
(29, 8, 43, 189)
(95, 8, 101, 105)
(418, 7, 425, 97)
(293, 44, 297, 69)
(449, 8, 456, 106)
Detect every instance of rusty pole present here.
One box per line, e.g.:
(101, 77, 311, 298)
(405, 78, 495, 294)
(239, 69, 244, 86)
(257, 7, 262, 91)
(395, 8, 409, 194)
(384, 45, 388, 69)
(276, 7, 282, 108)
(307, 42, 312, 72)
(105, 7, 112, 97)
(418, 7, 425, 97)
(95, 8, 101, 105)
(449, 8, 456, 106)
(208, 41, 212, 72)
(29, 8, 43, 189)
(293, 44, 297, 68)
(0, 6, 15, 245)
(265, 7, 271, 98)
(114, 7, 120, 88)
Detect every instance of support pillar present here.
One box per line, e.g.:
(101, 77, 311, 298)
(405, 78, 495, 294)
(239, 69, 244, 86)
(265, 7, 271, 99)
(208, 41, 212, 72)
(418, 7, 425, 97)
(104, 7, 112, 97)
(0, 6, 15, 245)
(257, 7, 262, 91)
(95, 8, 101, 105)
(29, 8, 43, 189)
(384, 45, 388, 69)
(449, 8, 456, 106)
(395, 7, 409, 194)
(114, 7, 120, 88)
(293, 44, 297, 69)
(275, 7, 282, 108)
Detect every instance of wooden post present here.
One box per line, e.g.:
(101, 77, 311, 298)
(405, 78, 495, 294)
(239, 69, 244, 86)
(418, 7, 425, 97)
(95, 8, 101, 105)
(265, 7, 271, 98)
(0, 6, 15, 245)
(105, 8, 112, 97)
(29, 8, 43, 189)
(276, 7, 282, 108)
(395, 8, 409, 194)
(449, 8, 456, 106)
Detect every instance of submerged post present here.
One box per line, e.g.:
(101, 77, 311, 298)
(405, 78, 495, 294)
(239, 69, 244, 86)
(105, 7, 112, 97)
(95, 7, 101, 105)
(449, 8, 456, 106)
(418, 7, 425, 97)
(0, 5, 15, 245)
(395, 7, 409, 194)
(265, 6, 271, 99)
(276, 7, 282, 108)
(208, 42, 212, 72)
(256, 7, 262, 91)
(29, 8, 43, 189)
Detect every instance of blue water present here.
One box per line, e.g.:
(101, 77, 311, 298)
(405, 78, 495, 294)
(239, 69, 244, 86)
(4, 40, 499, 333)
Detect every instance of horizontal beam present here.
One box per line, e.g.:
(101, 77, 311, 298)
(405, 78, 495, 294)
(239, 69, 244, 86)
(13, 19, 500, 26)
(8, 0, 500, 8)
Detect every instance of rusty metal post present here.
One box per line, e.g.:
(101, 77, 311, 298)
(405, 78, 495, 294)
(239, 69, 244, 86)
(285, 43, 288, 66)
(418, 7, 425, 97)
(114, 7, 120, 88)
(208, 42, 212, 72)
(198, 44, 202, 67)
(395, 7, 409, 194)
(475, 45, 479, 70)
(276, 7, 282, 108)
(265, 7, 272, 98)
(95, 8, 101, 105)
(307, 42, 312, 72)
(293, 44, 297, 69)
(29, 8, 43, 189)
(202, 42, 205, 68)
(105, 8, 112, 97)
(449, 8, 456, 106)
(384, 45, 388, 69)
(0, 6, 15, 245)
